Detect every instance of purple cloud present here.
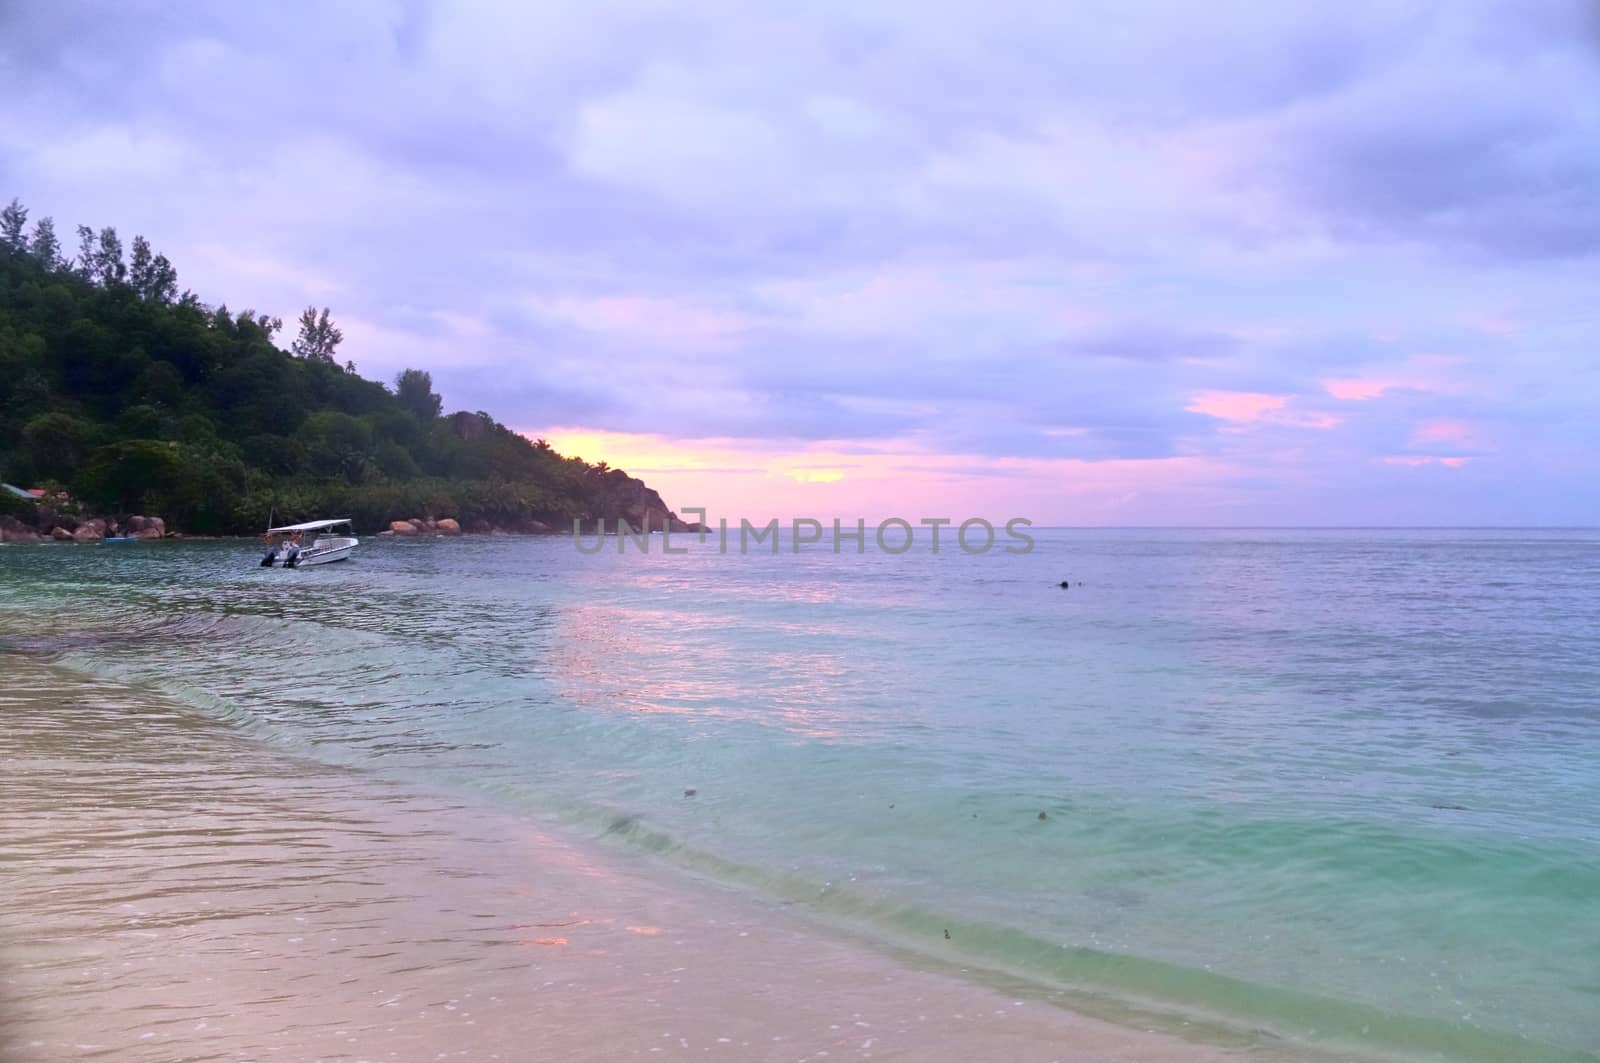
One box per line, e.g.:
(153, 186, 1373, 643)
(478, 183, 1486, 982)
(2, 0, 1595, 522)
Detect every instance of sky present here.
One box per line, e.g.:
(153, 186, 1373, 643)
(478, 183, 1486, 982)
(3, 1, 1597, 525)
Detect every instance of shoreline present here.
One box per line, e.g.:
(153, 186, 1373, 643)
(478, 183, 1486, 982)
(1, 653, 1284, 1063)
(3, 533, 1596, 1063)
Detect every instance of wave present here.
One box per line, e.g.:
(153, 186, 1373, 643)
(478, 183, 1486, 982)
(28, 641, 1589, 1062)
(7, 537, 1599, 1062)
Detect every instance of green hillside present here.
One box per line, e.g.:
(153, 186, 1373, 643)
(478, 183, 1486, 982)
(0, 197, 668, 535)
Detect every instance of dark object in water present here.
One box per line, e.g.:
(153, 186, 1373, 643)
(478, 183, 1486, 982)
(1430, 803, 1469, 811)
(683, 788, 697, 797)
(262, 543, 303, 567)
(1038, 811, 1048, 820)
(1058, 580, 1070, 588)
(943, 928, 951, 939)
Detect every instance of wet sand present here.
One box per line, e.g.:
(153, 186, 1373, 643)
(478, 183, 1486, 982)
(2, 656, 1301, 1063)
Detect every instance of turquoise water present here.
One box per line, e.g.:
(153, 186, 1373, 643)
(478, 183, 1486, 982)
(2, 529, 1597, 1059)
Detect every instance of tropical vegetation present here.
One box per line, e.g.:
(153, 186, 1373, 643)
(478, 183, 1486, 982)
(0, 197, 640, 534)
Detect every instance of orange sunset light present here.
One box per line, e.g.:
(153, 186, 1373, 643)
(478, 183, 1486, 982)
(525, 426, 898, 517)
(523, 426, 1238, 524)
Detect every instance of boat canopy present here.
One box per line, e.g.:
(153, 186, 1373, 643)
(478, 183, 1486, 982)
(266, 518, 353, 534)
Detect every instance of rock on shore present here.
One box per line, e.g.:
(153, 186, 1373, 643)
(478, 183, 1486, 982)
(126, 515, 166, 540)
(385, 515, 559, 536)
(0, 515, 41, 543)
(71, 518, 108, 541)
(386, 517, 465, 537)
(0, 512, 166, 543)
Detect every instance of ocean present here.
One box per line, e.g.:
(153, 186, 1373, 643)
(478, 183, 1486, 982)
(2, 528, 1596, 1060)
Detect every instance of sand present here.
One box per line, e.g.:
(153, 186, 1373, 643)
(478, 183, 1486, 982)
(0, 656, 1300, 1063)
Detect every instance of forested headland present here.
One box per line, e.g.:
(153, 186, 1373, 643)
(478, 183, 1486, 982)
(0, 197, 687, 538)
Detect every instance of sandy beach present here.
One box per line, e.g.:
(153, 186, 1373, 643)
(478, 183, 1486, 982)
(0, 653, 1307, 1063)
(0, 656, 1312, 1063)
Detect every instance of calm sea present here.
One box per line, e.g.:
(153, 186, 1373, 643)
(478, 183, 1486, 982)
(2, 528, 1597, 1059)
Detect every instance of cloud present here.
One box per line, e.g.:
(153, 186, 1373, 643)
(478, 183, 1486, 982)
(1187, 391, 1288, 422)
(1186, 391, 1343, 431)
(1, 0, 1595, 523)
(1382, 455, 1473, 468)
(1411, 419, 1476, 445)
(1326, 377, 1404, 401)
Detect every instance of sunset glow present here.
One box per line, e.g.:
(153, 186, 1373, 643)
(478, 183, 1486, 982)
(529, 426, 1241, 523)
(8, 2, 1590, 525)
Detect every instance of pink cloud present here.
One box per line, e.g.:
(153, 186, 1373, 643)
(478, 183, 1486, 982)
(1324, 376, 1399, 401)
(1287, 412, 1343, 430)
(1412, 418, 1473, 444)
(1381, 455, 1473, 468)
(1324, 358, 1476, 403)
(1187, 390, 1287, 421)
(1187, 391, 1341, 430)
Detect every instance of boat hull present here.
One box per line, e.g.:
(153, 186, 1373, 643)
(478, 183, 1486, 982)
(263, 538, 359, 568)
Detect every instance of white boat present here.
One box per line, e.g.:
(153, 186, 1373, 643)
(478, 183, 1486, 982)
(259, 519, 359, 568)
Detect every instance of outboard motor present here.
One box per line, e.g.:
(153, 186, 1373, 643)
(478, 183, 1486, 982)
(260, 548, 277, 567)
(284, 543, 301, 568)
